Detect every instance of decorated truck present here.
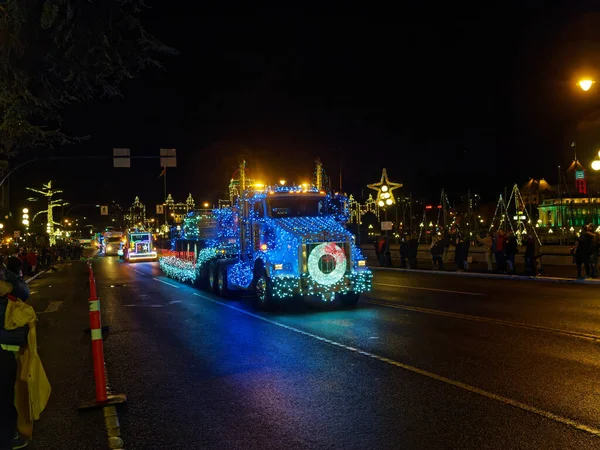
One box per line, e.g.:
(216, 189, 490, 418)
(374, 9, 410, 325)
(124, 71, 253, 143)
(159, 163, 371, 309)
(124, 231, 157, 262)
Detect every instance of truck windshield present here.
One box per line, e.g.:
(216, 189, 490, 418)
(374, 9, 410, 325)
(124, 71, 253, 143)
(267, 196, 326, 217)
(108, 237, 121, 243)
(130, 234, 150, 242)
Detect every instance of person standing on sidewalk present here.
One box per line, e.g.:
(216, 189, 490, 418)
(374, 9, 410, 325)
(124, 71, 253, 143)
(399, 236, 407, 268)
(0, 258, 31, 449)
(493, 230, 506, 273)
(586, 224, 599, 278)
(454, 234, 466, 272)
(523, 234, 535, 275)
(477, 232, 494, 272)
(407, 233, 419, 269)
(573, 226, 592, 279)
(430, 234, 444, 270)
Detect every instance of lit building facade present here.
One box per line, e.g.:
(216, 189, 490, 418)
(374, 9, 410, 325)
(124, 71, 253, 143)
(538, 197, 600, 228)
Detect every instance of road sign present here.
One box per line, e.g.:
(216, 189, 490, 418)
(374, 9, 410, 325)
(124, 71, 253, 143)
(160, 148, 177, 167)
(113, 148, 131, 168)
(13, 231, 20, 238)
(156, 204, 164, 214)
(100, 206, 109, 215)
(381, 221, 393, 231)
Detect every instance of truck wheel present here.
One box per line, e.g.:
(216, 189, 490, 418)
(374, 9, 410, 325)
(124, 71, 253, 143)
(208, 262, 219, 294)
(255, 275, 275, 310)
(217, 264, 229, 297)
(339, 293, 360, 307)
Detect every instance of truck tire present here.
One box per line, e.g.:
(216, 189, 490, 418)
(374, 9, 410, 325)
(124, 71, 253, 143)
(208, 261, 219, 294)
(254, 275, 275, 310)
(217, 264, 229, 297)
(339, 292, 360, 307)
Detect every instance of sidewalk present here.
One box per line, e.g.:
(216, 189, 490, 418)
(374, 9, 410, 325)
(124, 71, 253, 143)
(367, 256, 594, 283)
(24, 260, 108, 449)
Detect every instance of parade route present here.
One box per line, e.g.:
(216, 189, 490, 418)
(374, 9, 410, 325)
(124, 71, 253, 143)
(24, 255, 600, 449)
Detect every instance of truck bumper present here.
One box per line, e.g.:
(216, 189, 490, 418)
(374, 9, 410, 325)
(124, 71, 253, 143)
(271, 270, 372, 300)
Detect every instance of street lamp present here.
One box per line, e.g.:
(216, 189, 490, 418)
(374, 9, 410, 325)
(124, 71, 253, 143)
(592, 150, 600, 171)
(579, 79, 594, 91)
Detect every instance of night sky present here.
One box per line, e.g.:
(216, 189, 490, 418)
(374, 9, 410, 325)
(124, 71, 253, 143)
(12, 4, 600, 214)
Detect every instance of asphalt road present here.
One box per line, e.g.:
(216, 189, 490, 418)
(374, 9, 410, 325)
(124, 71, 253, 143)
(27, 255, 600, 449)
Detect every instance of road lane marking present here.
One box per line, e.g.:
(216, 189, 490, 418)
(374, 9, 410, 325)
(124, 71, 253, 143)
(373, 282, 486, 296)
(133, 269, 145, 275)
(168, 300, 182, 304)
(153, 278, 179, 288)
(188, 290, 600, 436)
(37, 301, 63, 314)
(365, 300, 600, 342)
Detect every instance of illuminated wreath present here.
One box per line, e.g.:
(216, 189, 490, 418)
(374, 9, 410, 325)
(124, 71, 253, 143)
(307, 243, 347, 286)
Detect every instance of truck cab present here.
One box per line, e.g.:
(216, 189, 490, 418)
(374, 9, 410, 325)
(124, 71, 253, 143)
(125, 232, 157, 262)
(199, 185, 371, 308)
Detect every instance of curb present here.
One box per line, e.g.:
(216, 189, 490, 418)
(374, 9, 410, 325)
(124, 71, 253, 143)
(370, 266, 600, 285)
(25, 268, 51, 284)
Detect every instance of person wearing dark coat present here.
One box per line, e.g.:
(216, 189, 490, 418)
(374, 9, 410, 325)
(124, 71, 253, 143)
(0, 259, 31, 449)
(407, 233, 419, 269)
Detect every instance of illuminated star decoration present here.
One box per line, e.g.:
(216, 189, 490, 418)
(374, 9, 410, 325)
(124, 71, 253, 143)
(367, 168, 403, 208)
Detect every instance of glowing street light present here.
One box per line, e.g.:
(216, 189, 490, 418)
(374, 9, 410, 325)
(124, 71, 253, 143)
(592, 158, 600, 171)
(203, 202, 210, 208)
(579, 79, 594, 91)
(279, 179, 286, 186)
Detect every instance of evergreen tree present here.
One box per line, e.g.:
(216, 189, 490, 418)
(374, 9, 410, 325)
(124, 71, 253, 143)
(0, 0, 174, 154)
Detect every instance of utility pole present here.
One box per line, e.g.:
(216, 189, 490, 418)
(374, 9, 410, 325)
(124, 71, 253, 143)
(163, 167, 167, 225)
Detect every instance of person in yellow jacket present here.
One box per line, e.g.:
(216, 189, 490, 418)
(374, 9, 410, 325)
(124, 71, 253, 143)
(0, 258, 32, 449)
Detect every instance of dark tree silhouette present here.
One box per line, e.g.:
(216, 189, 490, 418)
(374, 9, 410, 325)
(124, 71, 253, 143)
(0, 0, 174, 155)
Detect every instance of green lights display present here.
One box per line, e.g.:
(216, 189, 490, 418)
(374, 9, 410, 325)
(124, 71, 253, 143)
(159, 256, 196, 283)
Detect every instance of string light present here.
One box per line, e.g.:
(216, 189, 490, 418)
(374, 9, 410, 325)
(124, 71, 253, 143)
(159, 256, 196, 283)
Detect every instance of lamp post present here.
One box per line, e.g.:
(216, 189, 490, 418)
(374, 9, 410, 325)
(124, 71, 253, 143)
(591, 151, 600, 227)
(368, 169, 403, 266)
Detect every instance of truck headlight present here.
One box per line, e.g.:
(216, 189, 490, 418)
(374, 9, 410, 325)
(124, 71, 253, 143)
(107, 246, 113, 251)
(358, 260, 366, 267)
